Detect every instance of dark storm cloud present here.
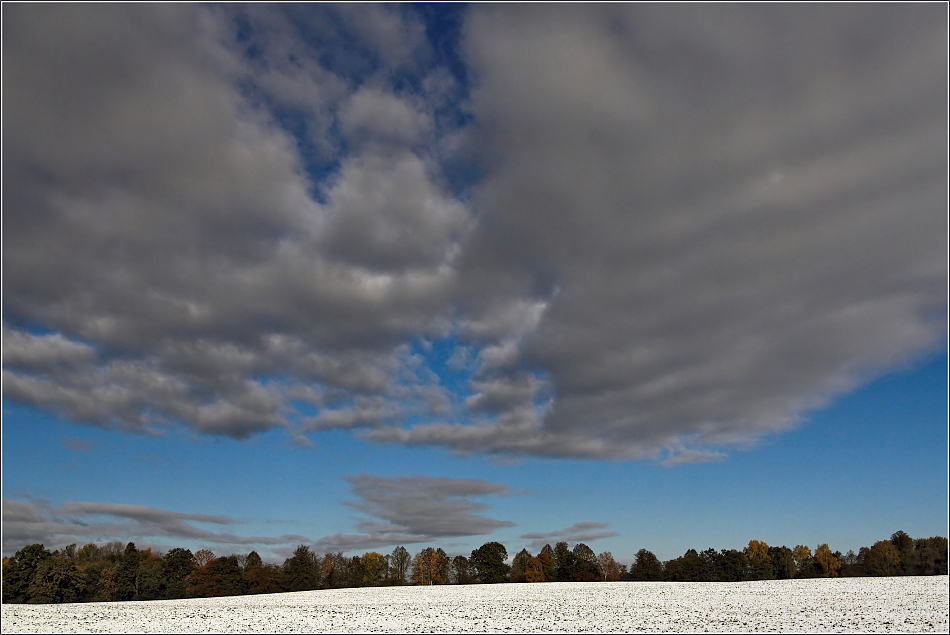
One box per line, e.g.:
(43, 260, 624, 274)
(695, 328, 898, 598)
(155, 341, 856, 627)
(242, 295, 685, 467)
(520, 522, 619, 553)
(2, 4, 946, 462)
(312, 474, 516, 553)
(1, 498, 310, 556)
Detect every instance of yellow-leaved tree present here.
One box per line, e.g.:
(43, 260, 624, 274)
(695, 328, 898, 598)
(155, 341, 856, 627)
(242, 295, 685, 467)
(813, 543, 840, 577)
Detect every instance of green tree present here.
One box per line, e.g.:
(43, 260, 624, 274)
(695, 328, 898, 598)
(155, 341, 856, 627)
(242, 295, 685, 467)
(768, 545, 796, 579)
(135, 554, 165, 600)
(435, 548, 451, 584)
(115, 542, 140, 600)
(211, 555, 248, 596)
(838, 549, 862, 577)
(553, 542, 575, 582)
(717, 549, 748, 582)
(244, 551, 263, 570)
(76, 557, 109, 602)
(319, 553, 339, 588)
(889, 531, 914, 575)
(665, 549, 705, 582)
(909, 536, 949, 576)
(161, 548, 194, 599)
(630, 548, 663, 581)
(27, 556, 83, 603)
(470, 541, 510, 584)
(697, 548, 721, 581)
(2, 544, 51, 603)
(571, 543, 599, 581)
(283, 545, 319, 591)
(76, 543, 101, 563)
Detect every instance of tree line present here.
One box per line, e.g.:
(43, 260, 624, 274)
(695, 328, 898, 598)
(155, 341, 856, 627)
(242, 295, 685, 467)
(2, 530, 946, 604)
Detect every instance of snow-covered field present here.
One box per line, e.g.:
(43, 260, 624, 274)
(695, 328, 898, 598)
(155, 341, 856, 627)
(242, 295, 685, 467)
(2, 576, 947, 633)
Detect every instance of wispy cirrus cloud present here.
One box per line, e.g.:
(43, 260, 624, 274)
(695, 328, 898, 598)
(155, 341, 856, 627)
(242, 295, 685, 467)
(62, 438, 95, 452)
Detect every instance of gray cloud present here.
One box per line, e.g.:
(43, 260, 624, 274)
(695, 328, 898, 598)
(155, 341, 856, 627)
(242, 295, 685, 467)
(388, 4, 947, 460)
(2, 4, 466, 440)
(519, 521, 619, 553)
(1, 498, 310, 557)
(340, 86, 433, 149)
(2, 329, 96, 370)
(318, 151, 470, 272)
(312, 474, 516, 553)
(2, 4, 946, 463)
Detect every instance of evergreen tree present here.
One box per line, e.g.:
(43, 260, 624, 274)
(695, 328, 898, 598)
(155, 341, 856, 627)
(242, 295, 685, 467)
(283, 545, 319, 591)
(115, 542, 139, 600)
(161, 548, 194, 599)
(630, 548, 663, 581)
(553, 542, 575, 582)
(697, 548, 721, 581)
(212, 555, 249, 596)
(718, 549, 748, 582)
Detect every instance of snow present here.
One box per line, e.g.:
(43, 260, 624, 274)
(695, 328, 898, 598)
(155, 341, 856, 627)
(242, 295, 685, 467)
(2, 576, 947, 633)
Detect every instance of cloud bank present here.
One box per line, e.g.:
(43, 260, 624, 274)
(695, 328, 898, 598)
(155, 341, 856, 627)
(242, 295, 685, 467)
(3, 4, 946, 462)
(1, 498, 309, 556)
(520, 522, 619, 553)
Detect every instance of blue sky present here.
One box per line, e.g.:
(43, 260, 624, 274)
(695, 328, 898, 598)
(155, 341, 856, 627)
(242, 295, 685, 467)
(2, 4, 947, 564)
